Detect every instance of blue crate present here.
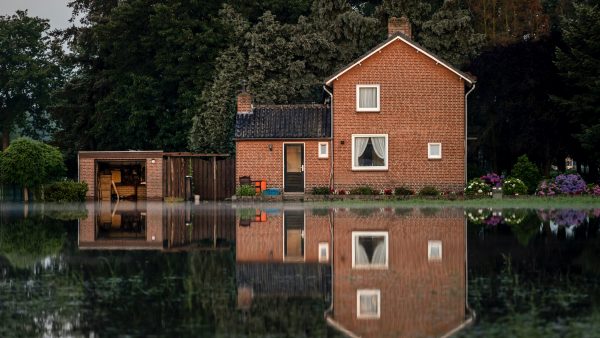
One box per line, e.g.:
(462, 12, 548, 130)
(262, 188, 281, 196)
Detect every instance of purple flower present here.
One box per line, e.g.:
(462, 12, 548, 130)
(481, 173, 503, 188)
(554, 174, 586, 195)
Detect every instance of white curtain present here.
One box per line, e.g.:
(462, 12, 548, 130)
(372, 241, 386, 265)
(356, 241, 369, 265)
(354, 137, 369, 167)
(370, 137, 386, 163)
(359, 87, 378, 108)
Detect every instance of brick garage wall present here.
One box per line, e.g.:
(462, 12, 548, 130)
(236, 140, 331, 192)
(332, 39, 466, 192)
(236, 209, 332, 263)
(145, 157, 163, 200)
(332, 208, 466, 338)
(79, 158, 95, 199)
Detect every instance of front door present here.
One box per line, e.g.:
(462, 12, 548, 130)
(284, 144, 304, 193)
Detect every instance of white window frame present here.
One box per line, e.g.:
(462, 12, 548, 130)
(428, 240, 442, 261)
(357, 289, 381, 319)
(356, 84, 381, 112)
(318, 142, 329, 159)
(352, 134, 389, 171)
(428, 143, 442, 159)
(318, 242, 329, 262)
(352, 231, 389, 269)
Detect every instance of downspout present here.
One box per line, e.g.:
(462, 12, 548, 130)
(464, 84, 476, 185)
(323, 85, 334, 190)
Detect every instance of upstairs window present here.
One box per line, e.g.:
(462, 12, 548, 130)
(356, 85, 380, 112)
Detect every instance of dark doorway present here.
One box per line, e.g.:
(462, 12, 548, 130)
(284, 144, 304, 193)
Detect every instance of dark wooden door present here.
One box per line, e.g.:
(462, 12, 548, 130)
(284, 144, 304, 193)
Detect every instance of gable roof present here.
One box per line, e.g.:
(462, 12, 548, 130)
(324, 32, 475, 86)
(235, 104, 331, 140)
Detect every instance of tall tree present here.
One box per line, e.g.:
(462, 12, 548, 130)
(554, 2, 600, 180)
(420, 0, 486, 68)
(0, 11, 61, 150)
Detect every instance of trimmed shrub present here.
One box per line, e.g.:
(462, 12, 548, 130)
(502, 177, 528, 196)
(44, 181, 88, 202)
(350, 186, 375, 195)
(464, 178, 492, 197)
(394, 186, 414, 196)
(236, 184, 255, 196)
(511, 155, 541, 194)
(418, 186, 440, 196)
(312, 186, 331, 195)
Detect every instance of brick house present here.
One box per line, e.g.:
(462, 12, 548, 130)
(235, 17, 475, 194)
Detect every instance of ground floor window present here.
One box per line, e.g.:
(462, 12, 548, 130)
(352, 134, 388, 170)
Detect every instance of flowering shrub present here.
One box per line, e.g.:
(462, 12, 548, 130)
(383, 189, 393, 195)
(554, 174, 586, 195)
(465, 178, 492, 197)
(502, 177, 528, 196)
(536, 180, 560, 196)
(481, 173, 503, 188)
(394, 186, 415, 196)
(588, 184, 600, 196)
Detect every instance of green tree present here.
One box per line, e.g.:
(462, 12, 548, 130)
(0, 138, 66, 200)
(554, 2, 600, 180)
(510, 155, 542, 194)
(420, 0, 486, 68)
(0, 11, 62, 150)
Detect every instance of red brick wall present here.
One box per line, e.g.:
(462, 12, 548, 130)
(79, 156, 163, 200)
(236, 140, 331, 192)
(331, 208, 466, 338)
(236, 209, 331, 263)
(331, 39, 466, 192)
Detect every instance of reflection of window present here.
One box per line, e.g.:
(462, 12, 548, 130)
(318, 142, 329, 159)
(428, 240, 442, 261)
(318, 242, 329, 262)
(357, 289, 381, 319)
(352, 231, 388, 268)
(428, 143, 442, 159)
(352, 135, 388, 170)
(356, 85, 380, 112)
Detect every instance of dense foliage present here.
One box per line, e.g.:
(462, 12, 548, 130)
(0, 138, 66, 199)
(0, 0, 596, 184)
(511, 155, 542, 194)
(465, 178, 492, 197)
(502, 177, 528, 196)
(44, 181, 88, 202)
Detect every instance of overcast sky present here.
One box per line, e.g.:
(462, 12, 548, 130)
(0, 0, 73, 30)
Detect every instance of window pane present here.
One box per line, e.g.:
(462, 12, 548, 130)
(429, 144, 441, 157)
(355, 235, 387, 266)
(355, 137, 385, 167)
(320, 144, 327, 155)
(359, 87, 378, 108)
(359, 294, 379, 316)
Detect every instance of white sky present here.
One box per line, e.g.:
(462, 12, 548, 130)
(0, 0, 73, 30)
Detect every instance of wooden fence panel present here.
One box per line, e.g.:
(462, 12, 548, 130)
(164, 156, 234, 200)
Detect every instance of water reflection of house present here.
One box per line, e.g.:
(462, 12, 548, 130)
(235, 208, 332, 309)
(78, 202, 235, 251)
(329, 208, 467, 338)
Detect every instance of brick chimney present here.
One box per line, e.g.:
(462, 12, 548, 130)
(237, 90, 253, 114)
(388, 16, 412, 39)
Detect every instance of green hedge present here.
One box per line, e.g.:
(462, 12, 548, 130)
(44, 181, 88, 202)
(236, 184, 256, 196)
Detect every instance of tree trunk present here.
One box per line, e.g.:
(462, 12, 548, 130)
(2, 123, 10, 150)
(23, 186, 29, 202)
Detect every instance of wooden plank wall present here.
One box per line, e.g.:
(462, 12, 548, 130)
(164, 205, 236, 250)
(163, 156, 235, 200)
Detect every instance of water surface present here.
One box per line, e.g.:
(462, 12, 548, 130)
(1, 202, 599, 337)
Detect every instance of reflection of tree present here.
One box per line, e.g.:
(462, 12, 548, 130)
(0, 217, 67, 268)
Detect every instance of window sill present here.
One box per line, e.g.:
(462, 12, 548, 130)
(356, 109, 380, 113)
(352, 265, 389, 270)
(352, 167, 388, 171)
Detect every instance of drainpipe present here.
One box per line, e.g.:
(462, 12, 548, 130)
(323, 85, 334, 190)
(464, 84, 476, 185)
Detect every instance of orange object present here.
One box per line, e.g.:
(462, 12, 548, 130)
(260, 211, 267, 222)
(260, 180, 267, 191)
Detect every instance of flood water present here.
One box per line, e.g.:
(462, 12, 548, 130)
(1, 202, 599, 337)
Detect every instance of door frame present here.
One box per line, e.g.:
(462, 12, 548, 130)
(282, 209, 306, 262)
(282, 142, 306, 193)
